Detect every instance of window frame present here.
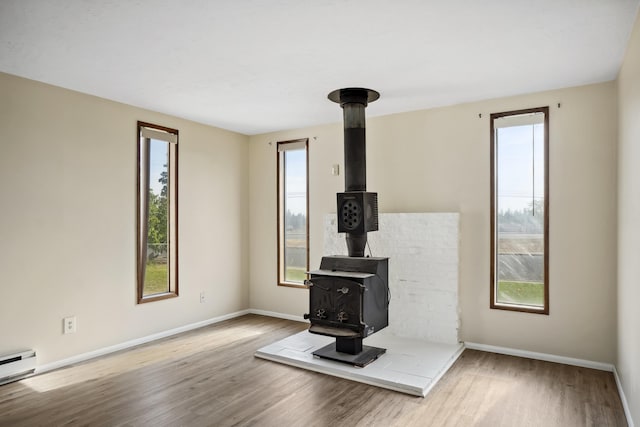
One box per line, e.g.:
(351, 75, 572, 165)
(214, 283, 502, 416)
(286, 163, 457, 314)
(277, 138, 310, 289)
(490, 107, 549, 314)
(136, 121, 179, 303)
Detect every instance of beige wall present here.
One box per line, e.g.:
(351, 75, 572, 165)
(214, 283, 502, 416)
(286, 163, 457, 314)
(0, 64, 622, 377)
(617, 11, 640, 424)
(250, 82, 618, 364)
(0, 72, 250, 365)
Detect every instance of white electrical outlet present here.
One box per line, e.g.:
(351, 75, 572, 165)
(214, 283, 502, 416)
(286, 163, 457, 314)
(200, 292, 205, 303)
(63, 316, 77, 334)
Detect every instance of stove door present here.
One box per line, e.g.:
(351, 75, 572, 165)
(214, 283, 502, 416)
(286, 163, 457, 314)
(308, 276, 364, 334)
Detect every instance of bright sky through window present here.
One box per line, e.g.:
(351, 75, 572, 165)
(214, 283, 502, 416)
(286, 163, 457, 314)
(497, 124, 544, 213)
(284, 149, 306, 215)
(149, 139, 168, 196)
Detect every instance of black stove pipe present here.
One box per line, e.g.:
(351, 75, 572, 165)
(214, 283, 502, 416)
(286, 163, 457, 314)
(328, 88, 379, 257)
(329, 88, 379, 192)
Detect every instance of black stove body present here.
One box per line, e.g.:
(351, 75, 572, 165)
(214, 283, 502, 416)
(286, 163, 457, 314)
(306, 256, 388, 367)
(304, 87, 389, 367)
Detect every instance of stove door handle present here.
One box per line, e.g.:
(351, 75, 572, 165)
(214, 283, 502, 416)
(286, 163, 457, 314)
(306, 279, 331, 291)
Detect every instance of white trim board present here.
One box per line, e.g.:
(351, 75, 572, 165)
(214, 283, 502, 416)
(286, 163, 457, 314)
(36, 309, 251, 374)
(465, 342, 634, 426)
(35, 309, 299, 375)
(613, 366, 635, 427)
(464, 342, 614, 371)
(248, 309, 307, 323)
(28, 308, 634, 427)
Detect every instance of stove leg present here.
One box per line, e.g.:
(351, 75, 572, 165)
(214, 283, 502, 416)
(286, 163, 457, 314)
(335, 337, 363, 354)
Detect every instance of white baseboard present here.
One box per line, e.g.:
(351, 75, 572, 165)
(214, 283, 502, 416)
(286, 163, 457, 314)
(613, 366, 635, 427)
(36, 309, 251, 374)
(465, 342, 634, 427)
(31, 313, 634, 427)
(464, 342, 614, 372)
(36, 309, 305, 374)
(248, 308, 308, 323)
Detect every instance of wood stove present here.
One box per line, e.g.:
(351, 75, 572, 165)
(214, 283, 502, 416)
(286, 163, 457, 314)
(306, 256, 388, 367)
(304, 87, 389, 367)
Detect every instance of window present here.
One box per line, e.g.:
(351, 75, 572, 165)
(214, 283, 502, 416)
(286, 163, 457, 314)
(490, 107, 549, 314)
(137, 122, 178, 303)
(277, 139, 309, 287)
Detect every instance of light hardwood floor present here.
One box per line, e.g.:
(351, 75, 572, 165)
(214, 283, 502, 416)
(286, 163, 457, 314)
(0, 315, 627, 426)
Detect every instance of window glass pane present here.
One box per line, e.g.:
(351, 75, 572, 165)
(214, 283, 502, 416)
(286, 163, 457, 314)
(494, 113, 546, 309)
(144, 139, 170, 296)
(137, 121, 178, 303)
(283, 148, 307, 283)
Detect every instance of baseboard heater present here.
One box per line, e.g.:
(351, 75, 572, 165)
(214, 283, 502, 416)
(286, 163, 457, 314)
(0, 350, 37, 385)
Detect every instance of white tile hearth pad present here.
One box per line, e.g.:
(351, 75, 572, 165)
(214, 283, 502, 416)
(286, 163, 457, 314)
(255, 330, 464, 397)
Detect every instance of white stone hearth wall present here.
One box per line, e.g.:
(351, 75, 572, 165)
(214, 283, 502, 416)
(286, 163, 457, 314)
(323, 213, 460, 345)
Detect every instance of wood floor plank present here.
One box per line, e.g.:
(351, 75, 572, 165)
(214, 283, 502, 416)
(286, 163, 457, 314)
(0, 315, 627, 426)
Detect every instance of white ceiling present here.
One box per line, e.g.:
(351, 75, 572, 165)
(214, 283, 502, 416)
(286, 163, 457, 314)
(1, 0, 638, 135)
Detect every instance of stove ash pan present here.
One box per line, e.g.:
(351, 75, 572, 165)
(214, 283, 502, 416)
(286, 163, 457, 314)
(305, 256, 389, 339)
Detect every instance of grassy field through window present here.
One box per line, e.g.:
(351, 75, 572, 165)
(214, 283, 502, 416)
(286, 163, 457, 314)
(497, 280, 544, 306)
(144, 263, 168, 295)
(285, 267, 307, 283)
